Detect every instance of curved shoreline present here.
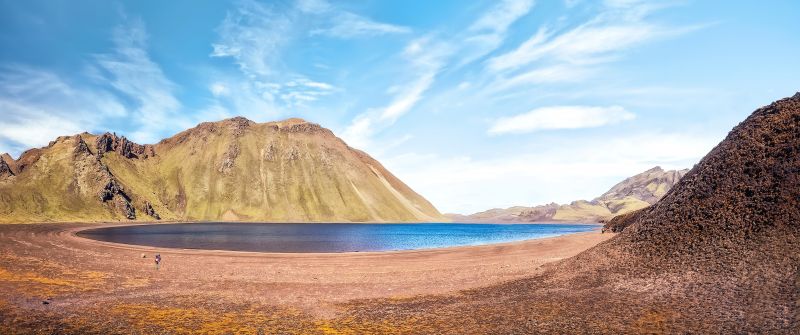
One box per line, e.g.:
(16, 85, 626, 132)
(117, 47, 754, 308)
(0, 222, 613, 331)
(67, 222, 602, 257)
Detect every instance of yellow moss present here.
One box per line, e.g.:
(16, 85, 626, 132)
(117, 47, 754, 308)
(633, 309, 680, 334)
(0, 266, 107, 297)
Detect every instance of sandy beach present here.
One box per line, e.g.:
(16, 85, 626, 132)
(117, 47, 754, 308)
(0, 223, 611, 333)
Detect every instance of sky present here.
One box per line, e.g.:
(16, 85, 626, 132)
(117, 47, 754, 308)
(1, 0, 798, 214)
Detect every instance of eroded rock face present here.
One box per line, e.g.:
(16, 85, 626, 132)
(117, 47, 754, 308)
(97, 166, 135, 220)
(0, 158, 13, 179)
(73, 135, 92, 157)
(218, 143, 240, 174)
(14, 148, 42, 173)
(144, 201, 160, 220)
(96, 133, 155, 159)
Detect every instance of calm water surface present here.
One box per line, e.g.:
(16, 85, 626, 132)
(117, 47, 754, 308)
(78, 222, 599, 253)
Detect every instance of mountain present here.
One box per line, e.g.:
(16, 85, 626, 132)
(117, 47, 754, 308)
(451, 166, 688, 223)
(0, 117, 445, 223)
(560, 92, 800, 331)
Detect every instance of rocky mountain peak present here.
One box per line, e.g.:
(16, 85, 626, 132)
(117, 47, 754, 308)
(0, 153, 16, 176)
(96, 133, 155, 159)
(0, 157, 13, 178)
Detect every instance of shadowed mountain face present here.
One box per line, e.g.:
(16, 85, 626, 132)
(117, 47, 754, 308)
(452, 166, 688, 223)
(564, 92, 800, 331)
(0, 117, 445, 223)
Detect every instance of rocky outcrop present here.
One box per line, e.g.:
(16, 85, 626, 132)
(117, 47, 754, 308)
(0, 157, 13, 179)
(143, 201, 160, 220)
(96, 133, 155, 159)
(97, 166, 135, 220)
(14, 148, 42, 173)
(1, 153, 17, 175)
(73, 135, 92, 157)
(218, 143, 240, 174)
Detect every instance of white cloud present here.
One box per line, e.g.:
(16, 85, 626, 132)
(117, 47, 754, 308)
(211, 0, 292, 77)
(382, 131, 720, 214)
(0, 66, 128, 155)
(489, 64, 594, 93)
(94, 18, 182, 143)
(489, 105, 635, 134)
(487, 22, 657, 72)
(300, 0, 410, 38)
(341, 37, 449, 150)
(481, 1, 703, 95)
(311, 11, 410, 38)
(456, 0, 536, 67)
(210, 82, 229, 96)
(341, 73, 435, 150)
(470, 0, 535, 34)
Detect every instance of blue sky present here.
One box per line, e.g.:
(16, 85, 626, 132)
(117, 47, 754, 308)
(1, 0, 798, 214)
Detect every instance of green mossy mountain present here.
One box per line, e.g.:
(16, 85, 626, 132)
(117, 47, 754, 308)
(0, 117, 445, 223)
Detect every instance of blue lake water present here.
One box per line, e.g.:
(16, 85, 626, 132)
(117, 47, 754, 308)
(77, 222, 599, 253)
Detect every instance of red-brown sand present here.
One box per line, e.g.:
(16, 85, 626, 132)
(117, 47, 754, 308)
(0, 222, 610, 334)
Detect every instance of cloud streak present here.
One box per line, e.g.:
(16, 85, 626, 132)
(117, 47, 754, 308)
(0, 66, 127, 155)
(93, 18, 183, 143)
(489, 105, 635, 134)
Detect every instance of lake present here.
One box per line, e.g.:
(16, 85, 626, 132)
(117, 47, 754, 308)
(77, 222, 599, 253)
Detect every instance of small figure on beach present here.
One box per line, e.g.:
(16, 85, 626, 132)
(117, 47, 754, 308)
(155, 253, 161, 270)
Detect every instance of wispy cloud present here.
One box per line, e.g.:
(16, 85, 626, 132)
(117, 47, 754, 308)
(93, 18, 182, 143)
(489, 105, 635, 134)
(484, 1, 703, 93)
(0, 66, 127, 155)
(310, 11, 410, 38)
(458, 0, 536, 66)
(299, 0, 410, 38)
(211, 0, 292, 77)
(340, 1, 536, 150)
(342, 37, 449, 150)
(209, 0, 402, 118)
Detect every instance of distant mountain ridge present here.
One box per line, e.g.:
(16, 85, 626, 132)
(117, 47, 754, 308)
(0, 117, 445, 223)
(449, 166, 689, 223)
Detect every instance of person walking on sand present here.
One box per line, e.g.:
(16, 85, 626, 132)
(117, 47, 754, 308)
(155, 253, 161, 270)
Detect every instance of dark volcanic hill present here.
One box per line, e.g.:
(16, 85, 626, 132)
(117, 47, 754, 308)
(557, 92, 800, 331)
(0, 117, 445, 223)
(331, 93, 800, 333)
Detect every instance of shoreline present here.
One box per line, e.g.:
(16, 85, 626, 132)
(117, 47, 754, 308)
(68, 222, 603, 257)
(0, 222, 613, 332)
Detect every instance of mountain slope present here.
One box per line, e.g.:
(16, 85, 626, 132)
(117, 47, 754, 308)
(0, 117, 445, 223)
(336, 92, 800, 334)
(554, 91, 800, 331)
(454, 166, 688, 223)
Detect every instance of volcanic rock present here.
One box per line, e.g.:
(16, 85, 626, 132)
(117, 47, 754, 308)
(96, 133, 155, 159)
(563, 92, 800, 332)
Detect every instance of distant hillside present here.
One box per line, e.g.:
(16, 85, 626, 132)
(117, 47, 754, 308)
(450, 166, 688, 223)
(0, 117, 445, 223)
